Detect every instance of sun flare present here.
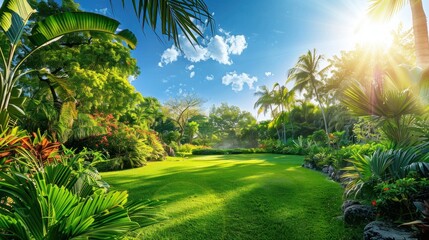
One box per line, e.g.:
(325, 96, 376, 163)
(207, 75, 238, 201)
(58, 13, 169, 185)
(353, 17, 393, 49)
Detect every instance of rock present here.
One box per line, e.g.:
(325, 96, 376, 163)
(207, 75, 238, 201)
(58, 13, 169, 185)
(344, 204, 375, 225)
(364, 221, 417, 240)
(334, 170, 345, 182)
(302, 162, 315, 169)
(163, 145, 175, 157)
(328, 165, 335, 175)
(341, 200, 360, 212)
(322, 165, 329, 173)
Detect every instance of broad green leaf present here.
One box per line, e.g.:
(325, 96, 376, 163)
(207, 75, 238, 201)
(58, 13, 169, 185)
(0, 0, 36, 45)
(116, 29, 137, 50)
(29, 12, 137, 49)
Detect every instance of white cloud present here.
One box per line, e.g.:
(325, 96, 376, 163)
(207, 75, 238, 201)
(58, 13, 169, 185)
(222, 72, 258, 92)
(94, 8, 108, 15)
(206, 75, 214, 81)
(181, 36, 208, 62)
(128, 75, 136, 83)
(265, 72, 274, 77)
(226, 35, 247, 55)
(158, 30, 248, 66)
(190, 71, 195, 78)
(186, 65, 195, 71)
(158, 45, 181, 67)
(207, 35, 231, 65)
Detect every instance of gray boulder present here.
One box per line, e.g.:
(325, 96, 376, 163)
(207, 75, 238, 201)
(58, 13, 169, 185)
(302, 162, 315, 169)
(322, 165, 329, 173)
(344, 204, 375, 225)
(328, 165, 335, 175)
(341, 200, 360, 212)
(364, 221, 417, 240)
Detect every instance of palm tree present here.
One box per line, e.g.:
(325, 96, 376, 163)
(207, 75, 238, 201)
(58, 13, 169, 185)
(368, 0, 429, 68)
(254, 85, 281, 140)
(114, 0, 214, 48)
(272, 83, 295, 143)
(0, 0, 137, 130)
(288, 49, 330, 138)
(254, 85, 274, 117)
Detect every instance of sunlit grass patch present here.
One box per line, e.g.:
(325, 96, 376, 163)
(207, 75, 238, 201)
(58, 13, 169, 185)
(102, 154, 362, 239)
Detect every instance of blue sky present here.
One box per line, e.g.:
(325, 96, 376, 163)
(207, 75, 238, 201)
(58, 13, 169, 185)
(71, 1, 423, 119)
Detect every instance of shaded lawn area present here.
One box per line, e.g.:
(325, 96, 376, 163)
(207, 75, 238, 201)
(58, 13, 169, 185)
(102, 154, 361, 240)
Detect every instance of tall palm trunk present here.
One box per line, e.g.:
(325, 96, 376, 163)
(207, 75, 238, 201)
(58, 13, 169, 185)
(311, 78, 329, 139)
(282, 106, 287, 143)
(410, 0, 429, 68)
(270, 105, 281, 140)
(288, 106, 295, 139)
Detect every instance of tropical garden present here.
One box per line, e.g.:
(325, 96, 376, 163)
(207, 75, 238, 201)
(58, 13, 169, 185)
(0, 0, 429, 239)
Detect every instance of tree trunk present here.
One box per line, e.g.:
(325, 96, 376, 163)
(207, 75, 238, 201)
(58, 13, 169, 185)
(282, 108, 287, 143)
(311, 79, 329, 141)
(270, 105, 281, 141)
(410, 0, 429, 68)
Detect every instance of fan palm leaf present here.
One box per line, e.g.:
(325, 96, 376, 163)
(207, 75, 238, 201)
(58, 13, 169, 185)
(0, 163, 160, 239)
(114, 0, 213, 48)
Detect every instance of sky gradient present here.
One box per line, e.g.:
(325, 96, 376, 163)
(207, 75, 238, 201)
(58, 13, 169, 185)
(65, 1, 427, 119)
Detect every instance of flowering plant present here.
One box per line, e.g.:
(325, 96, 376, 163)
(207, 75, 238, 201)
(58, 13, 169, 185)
(373, 178, 429, 221)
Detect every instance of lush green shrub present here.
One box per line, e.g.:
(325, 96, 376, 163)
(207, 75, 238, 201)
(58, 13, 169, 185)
(259, 139, 284, 153)
(68, 114, 166, 170)
(311, 130, 329, 147)
(373, 178, 429, 221)
(0, 130, 163, 239)
(192, 148, 266, 155)
(192, 148, 226, 155)
(304, 147, 335, 169)
(169, 141, 180, 153)
(177, 143, 208, 154)
(331, 142, 387, 169)
(342, 143, 429, 199)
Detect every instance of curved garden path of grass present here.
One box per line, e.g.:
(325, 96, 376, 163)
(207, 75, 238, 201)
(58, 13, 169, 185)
(102, 154, 361, 240)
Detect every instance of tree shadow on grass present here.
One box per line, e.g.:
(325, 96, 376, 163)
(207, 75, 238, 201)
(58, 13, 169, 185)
(102, 154, 361, 240)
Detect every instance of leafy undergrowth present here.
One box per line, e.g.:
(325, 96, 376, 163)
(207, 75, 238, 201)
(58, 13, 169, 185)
(102, 154, 362, 240)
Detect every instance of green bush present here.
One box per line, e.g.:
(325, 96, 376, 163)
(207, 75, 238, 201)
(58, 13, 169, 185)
(192, 148, 226, 155)
(304, 147, 334, 169)
(177, 143, 208, 154)
(68, 114, 166, 171)
(192, 148, 266, 155)
(330, 142, 388, 169)
(0, 132, 163, 239)
(311, 130, 329, 147)
(373, 178, 429, 221)
(259, 139, 284, 153)
(342, 143, 429, 199)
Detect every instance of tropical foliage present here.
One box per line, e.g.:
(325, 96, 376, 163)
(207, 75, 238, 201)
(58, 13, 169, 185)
(113, 0, 214, 48)
(0, 129, 162, 239)
(0, 0, 137, 130)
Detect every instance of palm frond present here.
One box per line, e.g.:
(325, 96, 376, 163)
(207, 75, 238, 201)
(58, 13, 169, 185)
(368, 0, 406, 21)
(113, 0, 214, 48)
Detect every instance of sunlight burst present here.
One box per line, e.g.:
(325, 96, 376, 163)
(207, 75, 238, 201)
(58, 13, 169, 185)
(353, 17, 393, 49)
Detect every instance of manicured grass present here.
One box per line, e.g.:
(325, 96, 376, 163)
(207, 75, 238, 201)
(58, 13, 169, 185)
(102, 154, 362, 239)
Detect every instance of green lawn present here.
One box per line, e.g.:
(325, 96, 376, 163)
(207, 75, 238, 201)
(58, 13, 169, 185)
(102, 154, 361, 240)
